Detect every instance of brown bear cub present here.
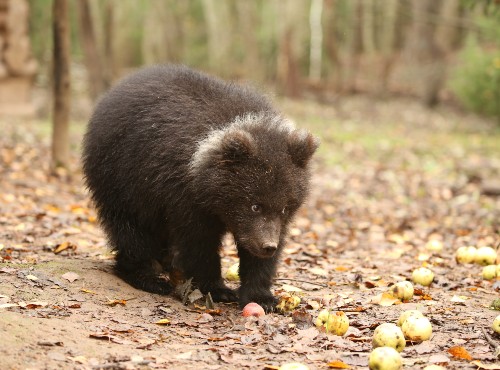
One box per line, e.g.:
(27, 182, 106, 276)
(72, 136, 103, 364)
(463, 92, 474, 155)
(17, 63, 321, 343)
(82, 65, 318, 312)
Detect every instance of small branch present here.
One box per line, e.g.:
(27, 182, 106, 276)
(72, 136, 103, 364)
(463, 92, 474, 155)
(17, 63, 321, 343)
(481, 326, 500, 359)
(274, 278, 327, 288)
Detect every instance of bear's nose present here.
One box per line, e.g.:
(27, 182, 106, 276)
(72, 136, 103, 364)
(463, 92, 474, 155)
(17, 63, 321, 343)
(262, 242, 278, 253)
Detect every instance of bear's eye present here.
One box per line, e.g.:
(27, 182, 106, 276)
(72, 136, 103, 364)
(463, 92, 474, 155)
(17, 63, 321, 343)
(251, 204, 261, 213)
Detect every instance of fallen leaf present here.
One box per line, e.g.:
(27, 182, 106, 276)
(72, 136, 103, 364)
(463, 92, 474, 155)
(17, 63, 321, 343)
(0, 303, 18, 309)
(428, 353, 450, 364)
(19, 301, 48, 309)
(447, 346, 473, 361)
(282, 284, 303, 292)
(335, 266, 350, 272)
(69, 356, 88, 364)
(80, 288, 96, 294)
(105, 299, 127, 306)
(310, 267, 328, 276)
(54, 241, 77, 254)
(176, 351, 193, 360)
(61, 272, 80, 282)
(470, 361, 500, 369)
(89, 331, 133, 345)
(0, 267, 16, 274)
(60, 227, 82, 235)
(26, 274, 38, 281)
(155, 319, 171, 325)
(450, 295, 469, 304)
(370, 292, 400, 306)
(328, 360, 351, 369)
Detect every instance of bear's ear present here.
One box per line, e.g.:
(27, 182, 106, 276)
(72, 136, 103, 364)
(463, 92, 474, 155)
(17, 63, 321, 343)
(287, 129, 319, 168)
(220, 129, 256, 162)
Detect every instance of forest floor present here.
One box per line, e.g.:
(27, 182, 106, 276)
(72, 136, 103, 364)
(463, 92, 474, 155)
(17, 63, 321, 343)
(0, 96, 499, 370)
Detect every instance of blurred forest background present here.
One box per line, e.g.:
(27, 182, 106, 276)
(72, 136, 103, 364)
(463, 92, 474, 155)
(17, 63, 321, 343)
(18, 0, 500, 121)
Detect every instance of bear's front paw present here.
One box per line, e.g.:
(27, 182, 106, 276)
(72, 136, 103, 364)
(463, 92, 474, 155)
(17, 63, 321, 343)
(255, 295, 278, 313)
(208, 287, 238, 303)
(239, 291, 278, 313)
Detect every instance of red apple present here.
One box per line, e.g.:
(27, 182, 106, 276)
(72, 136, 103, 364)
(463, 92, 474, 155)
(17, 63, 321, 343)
(242, 302, 265, 317)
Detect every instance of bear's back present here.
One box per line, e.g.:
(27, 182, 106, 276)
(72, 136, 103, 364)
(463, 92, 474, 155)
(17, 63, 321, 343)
(90, 65, 274, 138)
(82, 65, 276, 216)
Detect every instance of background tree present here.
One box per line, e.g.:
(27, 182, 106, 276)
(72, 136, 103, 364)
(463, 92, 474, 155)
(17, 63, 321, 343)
(51, 0, 71, 170)
(309, 0, 323, 82)
(407, 0, 445, 107)
(76, 0, 105, 102)
(20, 0, 500, 120)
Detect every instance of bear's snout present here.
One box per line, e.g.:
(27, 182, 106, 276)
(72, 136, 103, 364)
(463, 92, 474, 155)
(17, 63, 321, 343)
(261, 242, 278, 257)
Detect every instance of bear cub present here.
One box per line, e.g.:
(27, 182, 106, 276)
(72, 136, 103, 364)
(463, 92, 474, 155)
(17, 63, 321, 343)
(82, 65, 318, 312)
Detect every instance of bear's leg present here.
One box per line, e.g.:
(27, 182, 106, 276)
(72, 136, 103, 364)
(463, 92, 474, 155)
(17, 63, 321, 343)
(237, 247, 279, 312)
(174, 230, 237, 303)
(107, 220, 172, 295)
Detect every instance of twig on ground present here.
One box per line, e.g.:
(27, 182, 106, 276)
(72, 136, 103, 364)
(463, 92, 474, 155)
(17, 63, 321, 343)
(274, 278, 327, 288)
(481, 326, 500, 358)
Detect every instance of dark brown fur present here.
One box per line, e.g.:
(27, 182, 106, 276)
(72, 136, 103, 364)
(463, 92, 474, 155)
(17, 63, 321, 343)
(82, 65, 318, 311)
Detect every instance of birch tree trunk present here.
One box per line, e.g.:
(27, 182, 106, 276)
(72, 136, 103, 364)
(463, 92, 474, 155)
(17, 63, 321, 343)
(309, 0, 323, 81)
(52, 0, 71, 170)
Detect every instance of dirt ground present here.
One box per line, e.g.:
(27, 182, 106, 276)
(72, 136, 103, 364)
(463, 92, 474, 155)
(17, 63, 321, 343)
(1, 97, 499, 370)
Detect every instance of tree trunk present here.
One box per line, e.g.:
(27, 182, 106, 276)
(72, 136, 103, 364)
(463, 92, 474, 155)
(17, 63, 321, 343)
(344, 0, 363, 93)
(276, 0, 302, 97)
(408, 0, 445, 107)
(201, 0, 231, 75)
(437, 0, 464, 52)
(142, 1, 169, 65)
(76, 0, 104, 102)
(362, 0, 375, 54)
(309, 0, 323, 81)
(52, 0, 71, 171)
(236, 0, 260, 80)
(102, 0, 114, 89)
(324, 0, 343, 91)
(375, 0, 398, 96)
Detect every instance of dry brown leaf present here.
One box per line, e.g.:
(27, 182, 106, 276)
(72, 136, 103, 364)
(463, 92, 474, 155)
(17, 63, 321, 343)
(54, 241, 77, 254)
(447, 346, 473, 361)
(19, 301, 48, 309)
(105, 299, 127, 306)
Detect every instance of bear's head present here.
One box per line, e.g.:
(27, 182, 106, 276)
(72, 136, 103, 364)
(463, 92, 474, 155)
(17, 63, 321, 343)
(189, 113, 319, 258)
